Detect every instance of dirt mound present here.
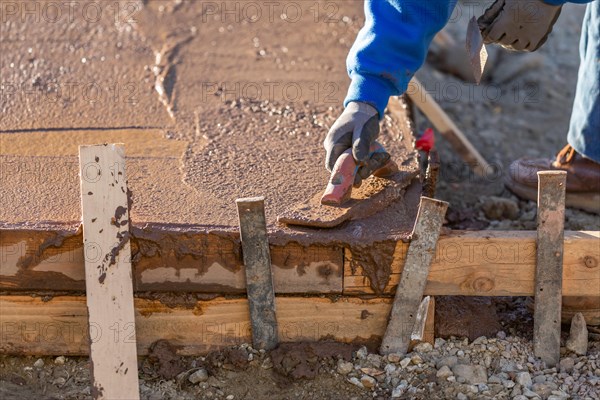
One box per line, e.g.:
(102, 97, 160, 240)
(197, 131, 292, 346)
(143, 340, 188, 380)
(270, 341, 357, 379)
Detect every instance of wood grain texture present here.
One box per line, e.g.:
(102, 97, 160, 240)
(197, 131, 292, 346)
(344, 231, 600, 297)
(533, 171, 567, 367)
(0, 295, 435, 356)
(409, 297, 435, 351)
(79, 144, 139, 400)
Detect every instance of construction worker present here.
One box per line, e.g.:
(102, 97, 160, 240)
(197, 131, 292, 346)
(326, 0, 600, 326)
(325, 0, 599, 214)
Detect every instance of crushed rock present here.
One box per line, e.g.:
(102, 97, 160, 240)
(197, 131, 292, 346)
(2, 333, 599, 400)
(566, 313, 589, 356)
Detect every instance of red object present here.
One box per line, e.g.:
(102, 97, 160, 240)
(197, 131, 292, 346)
(416, 128, 435, 152)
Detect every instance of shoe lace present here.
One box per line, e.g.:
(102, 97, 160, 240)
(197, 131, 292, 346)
(555, 144, 577, 165)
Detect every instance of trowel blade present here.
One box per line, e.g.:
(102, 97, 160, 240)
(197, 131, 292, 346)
(466, 16, 488, 85)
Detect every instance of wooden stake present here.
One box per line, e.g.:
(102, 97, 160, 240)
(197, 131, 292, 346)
(236, 197, 279, 350)
(534, 171, 567, 367)
(411, 296, 431, 342)
(380, 197, 448, 355)
(79, 144, 140, 400)
(408, 296, 436, 351)
(404, 79, 491, 177)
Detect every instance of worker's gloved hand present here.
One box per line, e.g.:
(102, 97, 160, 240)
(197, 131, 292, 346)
(478, 0, 562, 52)
(324, 102, 388, 184)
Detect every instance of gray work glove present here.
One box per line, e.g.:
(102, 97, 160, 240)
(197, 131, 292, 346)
(478, 0, 562, 52)
(324, 102, 389, 187)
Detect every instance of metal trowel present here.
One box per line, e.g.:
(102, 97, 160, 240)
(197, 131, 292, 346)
(466, 16, 488, 84)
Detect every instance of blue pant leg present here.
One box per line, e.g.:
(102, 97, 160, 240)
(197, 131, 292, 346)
(567, 1, 600, 163)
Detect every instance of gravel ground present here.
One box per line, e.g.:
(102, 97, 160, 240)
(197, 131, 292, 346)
(1, 329, 598, 400)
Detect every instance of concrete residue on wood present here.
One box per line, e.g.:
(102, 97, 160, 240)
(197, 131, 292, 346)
(12, 228, 82, 270)
(1, 226, 346, 294)
(131, 228, 242, 276)
(347, 241, 399, 295)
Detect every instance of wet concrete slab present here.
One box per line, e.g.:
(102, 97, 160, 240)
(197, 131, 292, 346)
(0, 0, 173, 130)
(0, 1, 421, 292)
(0, 121, 418, 242)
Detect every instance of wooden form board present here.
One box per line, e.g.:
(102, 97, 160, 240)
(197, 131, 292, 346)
(2, 230, 598, 298)
(0, 295, 434, 356)
(79, 144, 139, 400)
(344, 230, 600, 296)
(0, 231, 343, 294)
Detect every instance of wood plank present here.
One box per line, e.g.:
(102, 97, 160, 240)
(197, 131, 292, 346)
(409, 296, 435, 351)
(344, 230, 600, 297)
(4, 228, 597, 297)
(236, 197, 279, 350)
(403, 79, 491, 177)
(0, 230, 343, 294)
(411, 296, 431, 342)
(79, 144, 139, 400)
(0, 295, 400, 356)
(424, 296, 435, 345)
(533, 171, 567, 367)
(381, 197, 448, 355)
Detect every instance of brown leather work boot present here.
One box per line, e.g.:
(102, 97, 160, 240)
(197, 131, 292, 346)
(505, 144, 600, 214)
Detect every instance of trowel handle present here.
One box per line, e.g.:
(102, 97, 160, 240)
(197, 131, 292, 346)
(321, 149, 357, 206)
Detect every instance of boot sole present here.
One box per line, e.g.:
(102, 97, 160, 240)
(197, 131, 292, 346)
(505, 176, 600, 215)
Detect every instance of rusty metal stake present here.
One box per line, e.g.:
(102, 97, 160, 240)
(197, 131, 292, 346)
(236, 196, 279, 351)
(380, 197, 448, 355)
(533, 171, 567, 367)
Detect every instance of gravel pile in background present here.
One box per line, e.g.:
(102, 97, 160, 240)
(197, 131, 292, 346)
(343, 333, 599, 400)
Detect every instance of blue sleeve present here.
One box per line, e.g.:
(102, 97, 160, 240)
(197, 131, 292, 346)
(344, 0, 458, 117)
